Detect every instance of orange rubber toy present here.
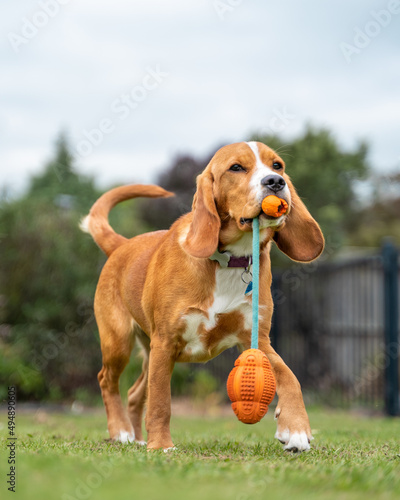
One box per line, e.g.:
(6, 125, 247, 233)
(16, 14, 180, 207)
(227, 349, 276, 424)
(227, 217, 276, 425)
(261, 195, 288, 218)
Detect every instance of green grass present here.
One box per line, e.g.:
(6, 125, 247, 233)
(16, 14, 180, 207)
(1, 406, 400, 500)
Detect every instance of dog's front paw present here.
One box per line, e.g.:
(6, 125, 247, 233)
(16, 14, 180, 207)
(274, 428, 311, 452)
(274, 406, 312, 452)
(113, 430, 136, 443)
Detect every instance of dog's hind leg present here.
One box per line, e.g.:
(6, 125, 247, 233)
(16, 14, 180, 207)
(127, 330, 150, 444)
(96, 299, 136, 443)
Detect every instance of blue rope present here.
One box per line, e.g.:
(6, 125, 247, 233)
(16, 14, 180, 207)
(251, 217, 260, 349)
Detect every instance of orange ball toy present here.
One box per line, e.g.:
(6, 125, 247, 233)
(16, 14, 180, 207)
(227, 349, 276, 424)
(261, 195, 288, 218)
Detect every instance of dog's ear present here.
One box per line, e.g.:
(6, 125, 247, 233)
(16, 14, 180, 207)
(273, 175, 324, 262)
(181, 171, 221, 258)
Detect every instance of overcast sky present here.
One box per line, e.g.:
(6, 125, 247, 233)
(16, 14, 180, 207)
(1, 0, 399, 195)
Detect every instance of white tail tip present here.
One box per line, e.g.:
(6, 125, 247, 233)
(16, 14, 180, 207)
(79, 214, 91, 234)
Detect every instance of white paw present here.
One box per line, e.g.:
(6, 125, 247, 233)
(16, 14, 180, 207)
(115, 431, 135, 443)
(163, 447, 177, 453)
(275, 429, 311, 452)
(135, 440, 147, 446)
(275, 428, 289, 443)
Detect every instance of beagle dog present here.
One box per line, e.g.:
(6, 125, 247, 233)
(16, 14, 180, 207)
(81, 141, 324, 452)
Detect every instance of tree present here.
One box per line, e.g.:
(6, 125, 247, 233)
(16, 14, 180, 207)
(0, 134, 104, 400)
(138, 151, 214, 229)
(27, 133, 98, 213)
(347, 172, 400, 247)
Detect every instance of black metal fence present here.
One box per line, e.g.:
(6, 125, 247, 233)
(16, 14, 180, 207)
(198, 241, 400, 416)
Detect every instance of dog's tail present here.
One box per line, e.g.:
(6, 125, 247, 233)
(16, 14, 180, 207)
(80, 184, 174, 256)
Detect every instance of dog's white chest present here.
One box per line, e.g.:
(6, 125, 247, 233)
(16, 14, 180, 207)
(181, 268, 252, 360)
(207, 268, 252, 323)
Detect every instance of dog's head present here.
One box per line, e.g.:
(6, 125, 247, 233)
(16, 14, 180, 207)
(181, 141, 324, 262)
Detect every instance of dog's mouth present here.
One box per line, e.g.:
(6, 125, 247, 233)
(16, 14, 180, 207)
(237, 194, 290, 231)
(239, 211, 287, 230)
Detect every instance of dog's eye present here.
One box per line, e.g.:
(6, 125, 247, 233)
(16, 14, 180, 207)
(229, 164, 246, 172)
(272, 162, 283, 170)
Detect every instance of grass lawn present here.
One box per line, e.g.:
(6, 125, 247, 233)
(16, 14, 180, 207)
(1, 405, 399, 500)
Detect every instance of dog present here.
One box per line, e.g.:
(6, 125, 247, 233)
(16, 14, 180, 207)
(80, 141, 324, 452)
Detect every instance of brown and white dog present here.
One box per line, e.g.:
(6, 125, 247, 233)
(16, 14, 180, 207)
(81, 141, 324, 452)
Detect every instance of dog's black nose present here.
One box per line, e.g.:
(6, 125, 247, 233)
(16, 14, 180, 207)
(261, 174, 286, 193)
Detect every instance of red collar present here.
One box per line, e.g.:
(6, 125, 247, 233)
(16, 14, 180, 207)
(227, 255, 252, 268)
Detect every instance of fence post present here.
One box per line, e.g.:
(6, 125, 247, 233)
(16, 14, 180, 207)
(382, 239, 399, 416)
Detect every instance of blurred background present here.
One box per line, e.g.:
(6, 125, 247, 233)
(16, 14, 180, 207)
(1, 1, 399, 414)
